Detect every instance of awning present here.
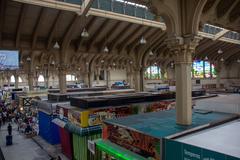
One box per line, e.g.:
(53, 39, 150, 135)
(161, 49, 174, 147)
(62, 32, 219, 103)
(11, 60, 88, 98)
(95, 139, 147, 160)
(52, 118, 67, 128)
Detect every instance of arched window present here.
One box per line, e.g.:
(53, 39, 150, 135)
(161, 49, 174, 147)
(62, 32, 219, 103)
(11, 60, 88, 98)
(10, 75, 15, 83)
(66, 74, 76, 81)
(18, 77, 23, 83)
(38, 75, 45, 82)
(144, 66, 161, 80)
(192, 60, 217, 78)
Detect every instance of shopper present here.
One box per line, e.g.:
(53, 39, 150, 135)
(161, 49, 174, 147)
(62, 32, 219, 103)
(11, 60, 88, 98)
(7, 123, 12, 135)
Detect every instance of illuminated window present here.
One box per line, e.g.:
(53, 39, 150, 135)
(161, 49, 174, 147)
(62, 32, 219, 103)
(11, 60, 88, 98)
(192, 60, 217, 78)
(18, 77, 23, 83)
(38, 75, 44, 82)
(66, 74, 76, 81)
(204, 61, 211, 78)
(10, 75, 15, 83)
(144, 66, 161, 80)
(193, 60, 204, 78)
(211, 64, 217, 78)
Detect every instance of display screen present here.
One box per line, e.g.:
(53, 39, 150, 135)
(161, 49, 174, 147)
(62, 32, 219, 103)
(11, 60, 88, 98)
(0, 50, 19, 70)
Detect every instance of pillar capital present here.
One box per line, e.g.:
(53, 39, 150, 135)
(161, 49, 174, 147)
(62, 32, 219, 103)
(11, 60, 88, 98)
(165, 35, 202, 64)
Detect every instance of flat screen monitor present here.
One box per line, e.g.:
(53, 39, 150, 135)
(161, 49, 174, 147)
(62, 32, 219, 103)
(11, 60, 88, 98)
(0, 50, 19, 70)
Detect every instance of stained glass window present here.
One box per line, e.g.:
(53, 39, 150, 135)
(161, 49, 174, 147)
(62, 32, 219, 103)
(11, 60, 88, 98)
(204, 61, 211, 78)
(193, 60, 204, 78)
(144, 66, 161, 80)
(192, 60, 217, 78)
(211, 64, 217, 78)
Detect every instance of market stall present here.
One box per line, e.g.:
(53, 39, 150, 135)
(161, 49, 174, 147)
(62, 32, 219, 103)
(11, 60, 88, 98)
(93, 109, 238, 160)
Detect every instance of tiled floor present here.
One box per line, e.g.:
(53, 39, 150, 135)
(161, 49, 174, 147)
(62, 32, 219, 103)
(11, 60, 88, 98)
(0, 123, 50, 160)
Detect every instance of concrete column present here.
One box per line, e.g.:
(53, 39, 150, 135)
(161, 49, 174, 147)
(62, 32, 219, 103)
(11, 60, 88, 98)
(96, 68, 100, 84)
(58, 66, 67, 94)
(28, 72, 34, 91)
(45, 76, 49, 89)
(134, 69, 141, 92)
(15, 74, 19, 89)
(89, 72, 94, 87)
(166, 36, 201, 125)
(106, 69, 110, 89)
(83, 72, 89, 87)
(215, 63, 221, 89)
(7, 76, 10, 87)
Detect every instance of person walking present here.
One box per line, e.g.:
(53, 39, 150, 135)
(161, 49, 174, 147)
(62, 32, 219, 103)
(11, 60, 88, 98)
(7, 123, 12, 135)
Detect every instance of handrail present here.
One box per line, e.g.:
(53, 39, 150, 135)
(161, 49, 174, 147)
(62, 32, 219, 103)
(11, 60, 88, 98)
(0, 147, 5, 160)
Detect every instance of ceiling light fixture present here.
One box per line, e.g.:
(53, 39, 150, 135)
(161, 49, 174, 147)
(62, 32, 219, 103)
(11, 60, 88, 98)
(103, 46, 109, 53)
(204, 56, 208, 60)
(101, 59, 104, 63)
(220, 57, 224, 62)
(26, 57, 31, 62)
(81, 28, 89, 38)
(53, 41, 60, 49)
(140, 36, 147, 44)
(149, 50, 154, 56)
(237, 59, 240, 63)
(218, 49, 223, 54)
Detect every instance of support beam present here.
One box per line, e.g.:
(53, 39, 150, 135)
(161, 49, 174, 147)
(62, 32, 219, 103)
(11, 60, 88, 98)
(98, 21, 122, 52)
(32, 8, 47, 49)
(213, 29, 229, 41)
(47, 10, 64, 50)
(81, 0, 94, 16)
(109, 23, 133, 52)
(86, 19, 110, 52)
(118, 26, 144, 54)
(16, 4, 28, 48)
(61, 14, 80, 52)
(127, 27, 153, 54)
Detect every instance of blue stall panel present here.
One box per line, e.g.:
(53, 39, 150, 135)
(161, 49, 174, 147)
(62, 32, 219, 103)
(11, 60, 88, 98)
(38, 111, 60, 144)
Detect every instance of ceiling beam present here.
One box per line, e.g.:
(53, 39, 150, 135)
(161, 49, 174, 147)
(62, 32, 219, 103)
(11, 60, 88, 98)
(81, 0, 94, 16)
(16, 4, 28, 48)
(61, 14, 80, 52)
(98, 21, 122, 52)
(213, 29, 229, 41)
(76, 16, 97, 52)
(86, 19, 110, 52)
(117, 25, 142, 52)
(32, 8, 47, 49)
(118, 25, 144, 54)
(211, 44, 235, 60)
(127, 27, 152, 54)
(47, 10, 64, 50)
(109, 23, 133, 52)
(0, 0, 6, 47)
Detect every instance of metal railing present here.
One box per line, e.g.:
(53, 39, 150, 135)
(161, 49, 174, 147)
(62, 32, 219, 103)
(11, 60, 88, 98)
(62, 0, 157, 21)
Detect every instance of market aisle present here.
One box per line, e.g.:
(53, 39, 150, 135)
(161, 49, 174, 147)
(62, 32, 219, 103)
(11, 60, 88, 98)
(0, 123, 50, 160)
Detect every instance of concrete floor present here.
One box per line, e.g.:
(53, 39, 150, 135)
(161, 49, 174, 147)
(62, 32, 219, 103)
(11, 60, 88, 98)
(0, 123, 50, 160)
(195, 94, 240, 114)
